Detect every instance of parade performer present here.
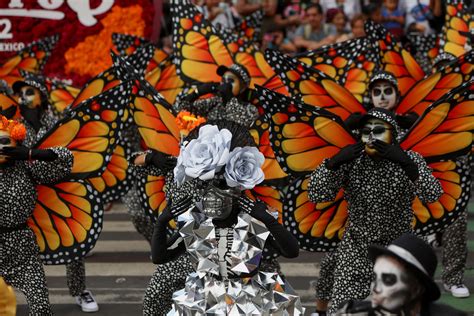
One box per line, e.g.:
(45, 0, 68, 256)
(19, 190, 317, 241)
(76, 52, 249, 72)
(0, 115, 73, 315)
(152, 122, 304, 315)
(12, 74, 99, 313)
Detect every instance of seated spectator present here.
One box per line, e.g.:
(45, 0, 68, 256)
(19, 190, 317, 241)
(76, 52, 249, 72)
(262, 27, 297, 53)
(293, 3, 333, 51)
(349, 13, 366, 38)
(336, 233, 468, 316)
(401, 0, 435, 35)
(199, 0, 236, 29)
(382, 0, 405, 38)
(363, 2, 383, 24)
(232, 0, 263, 16)
(326, 8, 351, 42)
(321, 0, 362, 20)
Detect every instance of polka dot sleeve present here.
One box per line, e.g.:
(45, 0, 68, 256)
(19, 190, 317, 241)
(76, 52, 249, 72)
(408, 151, 443, 203)
(308, 159, 347, 203)
(28, 147, 73, 184)
(130, 150, 168, 177)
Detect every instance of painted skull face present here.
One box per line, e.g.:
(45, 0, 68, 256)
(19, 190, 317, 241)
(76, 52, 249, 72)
(200, 180, 241, 219)
(0, 130, 16, 164)
(221, 71, 243, 96)
(371, 81, 397, 110)
(361, 118, 393, 156)
(372, 255, 411, 312)
(19, 86, 42, 109)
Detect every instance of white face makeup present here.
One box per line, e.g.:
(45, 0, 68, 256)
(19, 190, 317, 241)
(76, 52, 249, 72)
(371, 82, 397, 110)
(361, 118, 393, 156)
(221, 71, 243, 96)
(371, 256, 411, 312)
(19, 86, 42, 109)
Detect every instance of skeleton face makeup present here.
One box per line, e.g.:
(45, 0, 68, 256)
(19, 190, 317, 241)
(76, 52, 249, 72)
(371, 255, 411, 312)
(361, 118, 393, 156)
(0, 130, 16, 164)
(222, 71, 243, 96)
(19, 86, 42, 109)
(200, 180, 241, 219)
(371, 82, 397, 110)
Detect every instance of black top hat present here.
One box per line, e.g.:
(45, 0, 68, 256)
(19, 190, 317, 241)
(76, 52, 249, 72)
(358, 107, 401, 139)
(216, 64, 251, 87)
(12, 70, 48, 100)
(368, 233, 441, 302)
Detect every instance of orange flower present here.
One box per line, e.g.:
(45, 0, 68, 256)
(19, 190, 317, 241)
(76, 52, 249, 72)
(65, 5, 146, 77)
(0, 115, 26, 141)
(175, 111, 206, 136)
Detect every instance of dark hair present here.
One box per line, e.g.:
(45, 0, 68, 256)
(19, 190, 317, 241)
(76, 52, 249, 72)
(305, 3, 323, 15)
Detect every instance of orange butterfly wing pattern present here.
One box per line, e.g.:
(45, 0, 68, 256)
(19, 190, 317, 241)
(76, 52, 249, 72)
(0, 35, 59, 86)
(34, 82, 132, 179)
(439, 0, 471, 57)
(45, 77, 80, 114)
(0, 92, 20, 119)
(265, 49, 366, 120)
(406, 33, 439, 73)
(170, 0, 234, 84)
(297, 37, 377, 103)
(365, 20, 425, 96)
(28, 180, 103, 264)
(218, 9, 263, 54)
(145, 57, 186, 105)
(396, 51, 474, 116)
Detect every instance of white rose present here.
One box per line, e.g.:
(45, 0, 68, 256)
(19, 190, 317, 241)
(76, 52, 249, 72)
(224, 146, 265, 190)
(174, 125, 232, 185)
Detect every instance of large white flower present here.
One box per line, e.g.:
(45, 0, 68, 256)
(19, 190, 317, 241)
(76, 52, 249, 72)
(224, 146, 265, 190)
(174, 125, 232, 185)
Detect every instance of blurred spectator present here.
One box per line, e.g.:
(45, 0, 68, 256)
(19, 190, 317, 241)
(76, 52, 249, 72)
(427, 0, 446, 33)
(400, 0, 435, 35)
(262, 26, 298, 53)
(321, 0, 362, 19)
(326, 8, 351, 42)
(280, 1, 305, 40)
(199, 0, 237, 29)
(232, 0, 263, 16)
(293, 3, 333, 51)
(363, 2, 383, 23)
(381, 0, 405, 38)
(349, 13, 366, 38)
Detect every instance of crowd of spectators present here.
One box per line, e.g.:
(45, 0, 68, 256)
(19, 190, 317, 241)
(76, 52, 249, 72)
(157, 0, 459, 55)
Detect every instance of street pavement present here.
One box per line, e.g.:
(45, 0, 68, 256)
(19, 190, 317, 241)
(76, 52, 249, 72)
(16, 202, 474, 315)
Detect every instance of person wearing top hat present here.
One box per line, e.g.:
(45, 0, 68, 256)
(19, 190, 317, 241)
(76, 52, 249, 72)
(336, 233, 468, 315)
(12, 73, 99, 313)
(173, 63, 259, 127)
(308, 107, 443, 314)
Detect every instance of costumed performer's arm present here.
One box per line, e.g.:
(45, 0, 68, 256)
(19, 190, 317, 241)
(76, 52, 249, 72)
(407, 151, 443, 203)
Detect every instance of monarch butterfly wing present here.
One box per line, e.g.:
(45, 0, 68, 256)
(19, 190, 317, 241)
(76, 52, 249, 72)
(0, 92, 20, 119)
(249, 115, 289, 185)
(365, 20, 425, 96)
(28, 180, 104, 264)
(219, 9, 263, 54)
(45, 77, 81, 114)
(261, 74, 289, 96)
(265, 49, 366, 120)
(234, 44, 278, 88)
(283, 176, 347, 252)
(0, 35, 59, 86)
(87, 140, 133, 203)
(400, 80, 474, 162)
(297, 37, 377, 103)
(396, 51, 474, 115)
(257, 86, 358, 178)
(145, 57, 186, 105)
(438, 0, 470, 57)
(170, 0, 234, 84)
(112, 33, 148, 55)
(34, 82, 132, 179)
(406, 33, 439, 73)
(412, 159, 471, 235)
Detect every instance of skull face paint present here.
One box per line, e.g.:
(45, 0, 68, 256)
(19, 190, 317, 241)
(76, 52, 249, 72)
(0, 130, 16, 164)
(371, 82, 397, 110)
(19, 86, 42, 109)
(361, 118, 393, 156)
(200, 181, 241, 219)
(221, 71, 244, 97)
(371, 255, 411, 312)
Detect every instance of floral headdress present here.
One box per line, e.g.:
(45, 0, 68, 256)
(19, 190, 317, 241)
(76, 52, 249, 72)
(0, 115, 26, 141)
(174, 123, 265, 190)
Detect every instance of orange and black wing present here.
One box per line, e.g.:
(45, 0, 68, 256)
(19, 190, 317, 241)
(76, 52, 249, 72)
(264, 49, 366, 120)
(438, 0, 471, 57)
(400, 80, 473, 162)
(257, 86, 357, 178)
(34, 82, 132, 179)
(219, 9, 263, 54)
(412, 159, 471, 235)
(0, 92, 19, 119)
(365, 20, 425, 96)
(297, 37, 377, 103)
(28, 180, 104, 264)
(406, 33, 439, 72)
(145, 57, 186, 105)
(45, 78, 80, 114)
(0, 35, 59, 86)
(283, 176, 347, 251)
(170, 0, 234, 84)
(396, 51, 474, 115)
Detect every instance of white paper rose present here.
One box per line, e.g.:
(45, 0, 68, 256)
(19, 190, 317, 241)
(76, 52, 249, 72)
(174, 125, 232, 185)
(224, 146, 265, 190)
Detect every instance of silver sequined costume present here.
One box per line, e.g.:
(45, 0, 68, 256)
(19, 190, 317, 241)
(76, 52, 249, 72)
(309, 152, 442, 314)
(0, 147, 73, 315)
